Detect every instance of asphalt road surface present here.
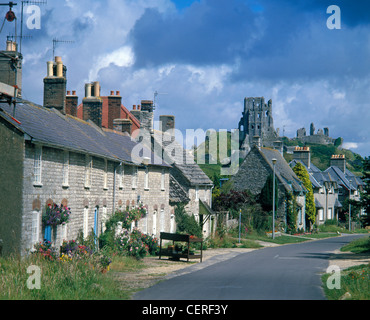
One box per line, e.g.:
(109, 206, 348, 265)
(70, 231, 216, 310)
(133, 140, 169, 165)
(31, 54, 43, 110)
(134, 234, 367, 300)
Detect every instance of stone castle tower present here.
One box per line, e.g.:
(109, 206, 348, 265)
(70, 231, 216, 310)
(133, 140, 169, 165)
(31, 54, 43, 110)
(238, 97, 278, 156)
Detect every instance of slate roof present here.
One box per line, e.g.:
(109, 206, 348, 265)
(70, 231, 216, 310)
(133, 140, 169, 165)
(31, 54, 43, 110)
(258, 147, 306, 194)
(0, 100, 169, 167)
(169, 175, 190, 203)
(324, 166, 358, 191)
(289, 159, 338, 190)
(152, 130, 213, 186)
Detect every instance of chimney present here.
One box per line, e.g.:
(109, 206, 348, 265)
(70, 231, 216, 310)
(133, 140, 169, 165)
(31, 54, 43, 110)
(43, 56, 67, 113)
(107, 90, 122, 129)
(159, 115, 175, 137)
(65, 90, 78, 117)
(273, 140, 283, 156)
(252, 135, 261, 150)
(330, 154, 346, 173)
(83, 81, 103, 127)
(0, 40, 22, 97)
(293, 146, 311, 168)
(113, 118, 132, 135)
(139, 100, 154, 134)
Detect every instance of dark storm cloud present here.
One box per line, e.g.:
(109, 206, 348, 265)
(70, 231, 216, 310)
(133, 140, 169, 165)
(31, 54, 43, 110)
(129, 0, 258, 68)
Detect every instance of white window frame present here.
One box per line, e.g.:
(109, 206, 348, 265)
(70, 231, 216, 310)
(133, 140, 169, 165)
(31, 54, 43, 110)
(85, 155, 92, 188)
(144, 167, 149, 190)
(119, 164, 124, 189)
(152, 210, 157, 236)
(195, 186, 199, 201)
(160, 208, 165, 232)
(62, 150, 69, 187)
(327, 207, 333, 220)
(132, 166, 138, 189)
(103, 159, 108, 190)
(60, 223, 68, 246)
(318, 208, 324, 221)
(31, 210, 41, 245)
(83, 207, 89, 238)
(161, 169, 165, 191)
(33, 145, 42, 186)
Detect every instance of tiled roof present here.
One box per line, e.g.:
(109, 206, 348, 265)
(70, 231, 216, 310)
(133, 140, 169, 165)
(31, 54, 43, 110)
(324, 166, 357, 191)
(0, 100, 169, 167)
(169, 175, 190, 203)
(258, 147, 306, 194)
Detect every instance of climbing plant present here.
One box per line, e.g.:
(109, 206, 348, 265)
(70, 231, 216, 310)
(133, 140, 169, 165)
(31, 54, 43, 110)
(293, 162, 316, 227)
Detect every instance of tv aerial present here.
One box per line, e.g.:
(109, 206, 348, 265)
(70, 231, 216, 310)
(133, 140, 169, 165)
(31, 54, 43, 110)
(52, 38, 74, 59)
(153, 90, 168, 109)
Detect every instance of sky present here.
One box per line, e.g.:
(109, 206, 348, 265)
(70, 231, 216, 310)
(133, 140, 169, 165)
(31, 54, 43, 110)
(1, 0, 369, 157)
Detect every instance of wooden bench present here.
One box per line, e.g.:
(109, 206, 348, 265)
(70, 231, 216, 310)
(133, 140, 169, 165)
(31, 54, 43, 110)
(159, 232, 203, 262)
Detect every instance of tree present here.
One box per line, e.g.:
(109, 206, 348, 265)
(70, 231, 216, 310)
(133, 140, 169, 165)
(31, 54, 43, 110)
(359, 157, 370, 227)
(259, 174, 279, 212)
(293, 162, 316, 228)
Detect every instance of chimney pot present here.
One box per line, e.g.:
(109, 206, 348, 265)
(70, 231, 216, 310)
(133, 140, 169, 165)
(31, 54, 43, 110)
(67, 90, 71, 95)
(133, 105, 136, 110)
(116, 91, 120, 96)
(110, 91, 114, 96)
(72, 90, 76, 95)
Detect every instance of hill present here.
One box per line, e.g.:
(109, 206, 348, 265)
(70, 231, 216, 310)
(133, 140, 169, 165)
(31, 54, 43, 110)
(194, 132, 364, 186)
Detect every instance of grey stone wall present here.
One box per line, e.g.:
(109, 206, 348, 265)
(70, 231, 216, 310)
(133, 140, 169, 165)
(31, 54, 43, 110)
(0, 120, 24, 256)
(20, 142, 171, 253)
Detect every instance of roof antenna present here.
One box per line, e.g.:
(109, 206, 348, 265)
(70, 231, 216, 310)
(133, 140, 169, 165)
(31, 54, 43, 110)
(153, 90, 168, 109)
(52, 38, 74, 59)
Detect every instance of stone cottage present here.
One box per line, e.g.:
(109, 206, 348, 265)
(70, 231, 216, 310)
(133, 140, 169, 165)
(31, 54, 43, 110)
(127, 103, 215, 238)
(0, 53, 171, 256)
(231, 139, 307, 232)
(289, 147, 341, 225)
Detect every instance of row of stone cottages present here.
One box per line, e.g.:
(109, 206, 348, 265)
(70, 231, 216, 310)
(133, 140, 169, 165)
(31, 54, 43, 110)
(0, 43, 214, 256)
(230, 139, 363, 231)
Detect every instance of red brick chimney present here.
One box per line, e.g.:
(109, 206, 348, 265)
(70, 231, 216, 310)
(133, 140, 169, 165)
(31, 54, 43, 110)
(65, 90, 78, 117)
(107, 90, 122, 129)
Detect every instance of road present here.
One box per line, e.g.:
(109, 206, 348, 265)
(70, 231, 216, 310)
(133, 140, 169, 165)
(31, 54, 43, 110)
(134, 234, 367, 300)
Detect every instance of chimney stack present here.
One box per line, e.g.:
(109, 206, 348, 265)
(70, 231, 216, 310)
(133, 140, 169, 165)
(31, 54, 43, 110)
(113, 118, 132, 135)
(273, 140, 283, 156)
(330, 154, 346, 173)
(43, 56, 67, 113)
(160, 115, 175, 137)
(107, 90, 122, 129)
(252, 135, 261, 150)
(65, 90, 78, 117)
(132, 100, 154, 134)
(0, 40, 22, 97)
(83, 81, 103, 127)
(293, 146, 311, 168)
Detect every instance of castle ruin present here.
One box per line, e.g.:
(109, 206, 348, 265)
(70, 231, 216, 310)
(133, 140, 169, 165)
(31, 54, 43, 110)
(238, 97, 279, 156)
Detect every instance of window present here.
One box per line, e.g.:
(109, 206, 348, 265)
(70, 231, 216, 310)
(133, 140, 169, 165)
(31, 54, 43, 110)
(83, 207, 89, 238)
(160, 208, 165, 232)
(60, 224, 67, 246)
(318, 209, 324, 221)
(102, 206, 108, 233)
(103, 159, 108, 190)
(327, 208, 333, 220)
(119, 164, 124, 189)
(170, 214, 175, 233)
(144, 167, 149, 190)
(195, 186, 199, 201)
(132, 166, 138, 189)
(161, 169, 165, 190)
(152, 210, 157, 236)
(31, 210, 40, 245)
(33, 145, 42, 185)
(298, 208, 302, 225)
(62, 151, 69, 187)
(85, 155, 92, 188)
